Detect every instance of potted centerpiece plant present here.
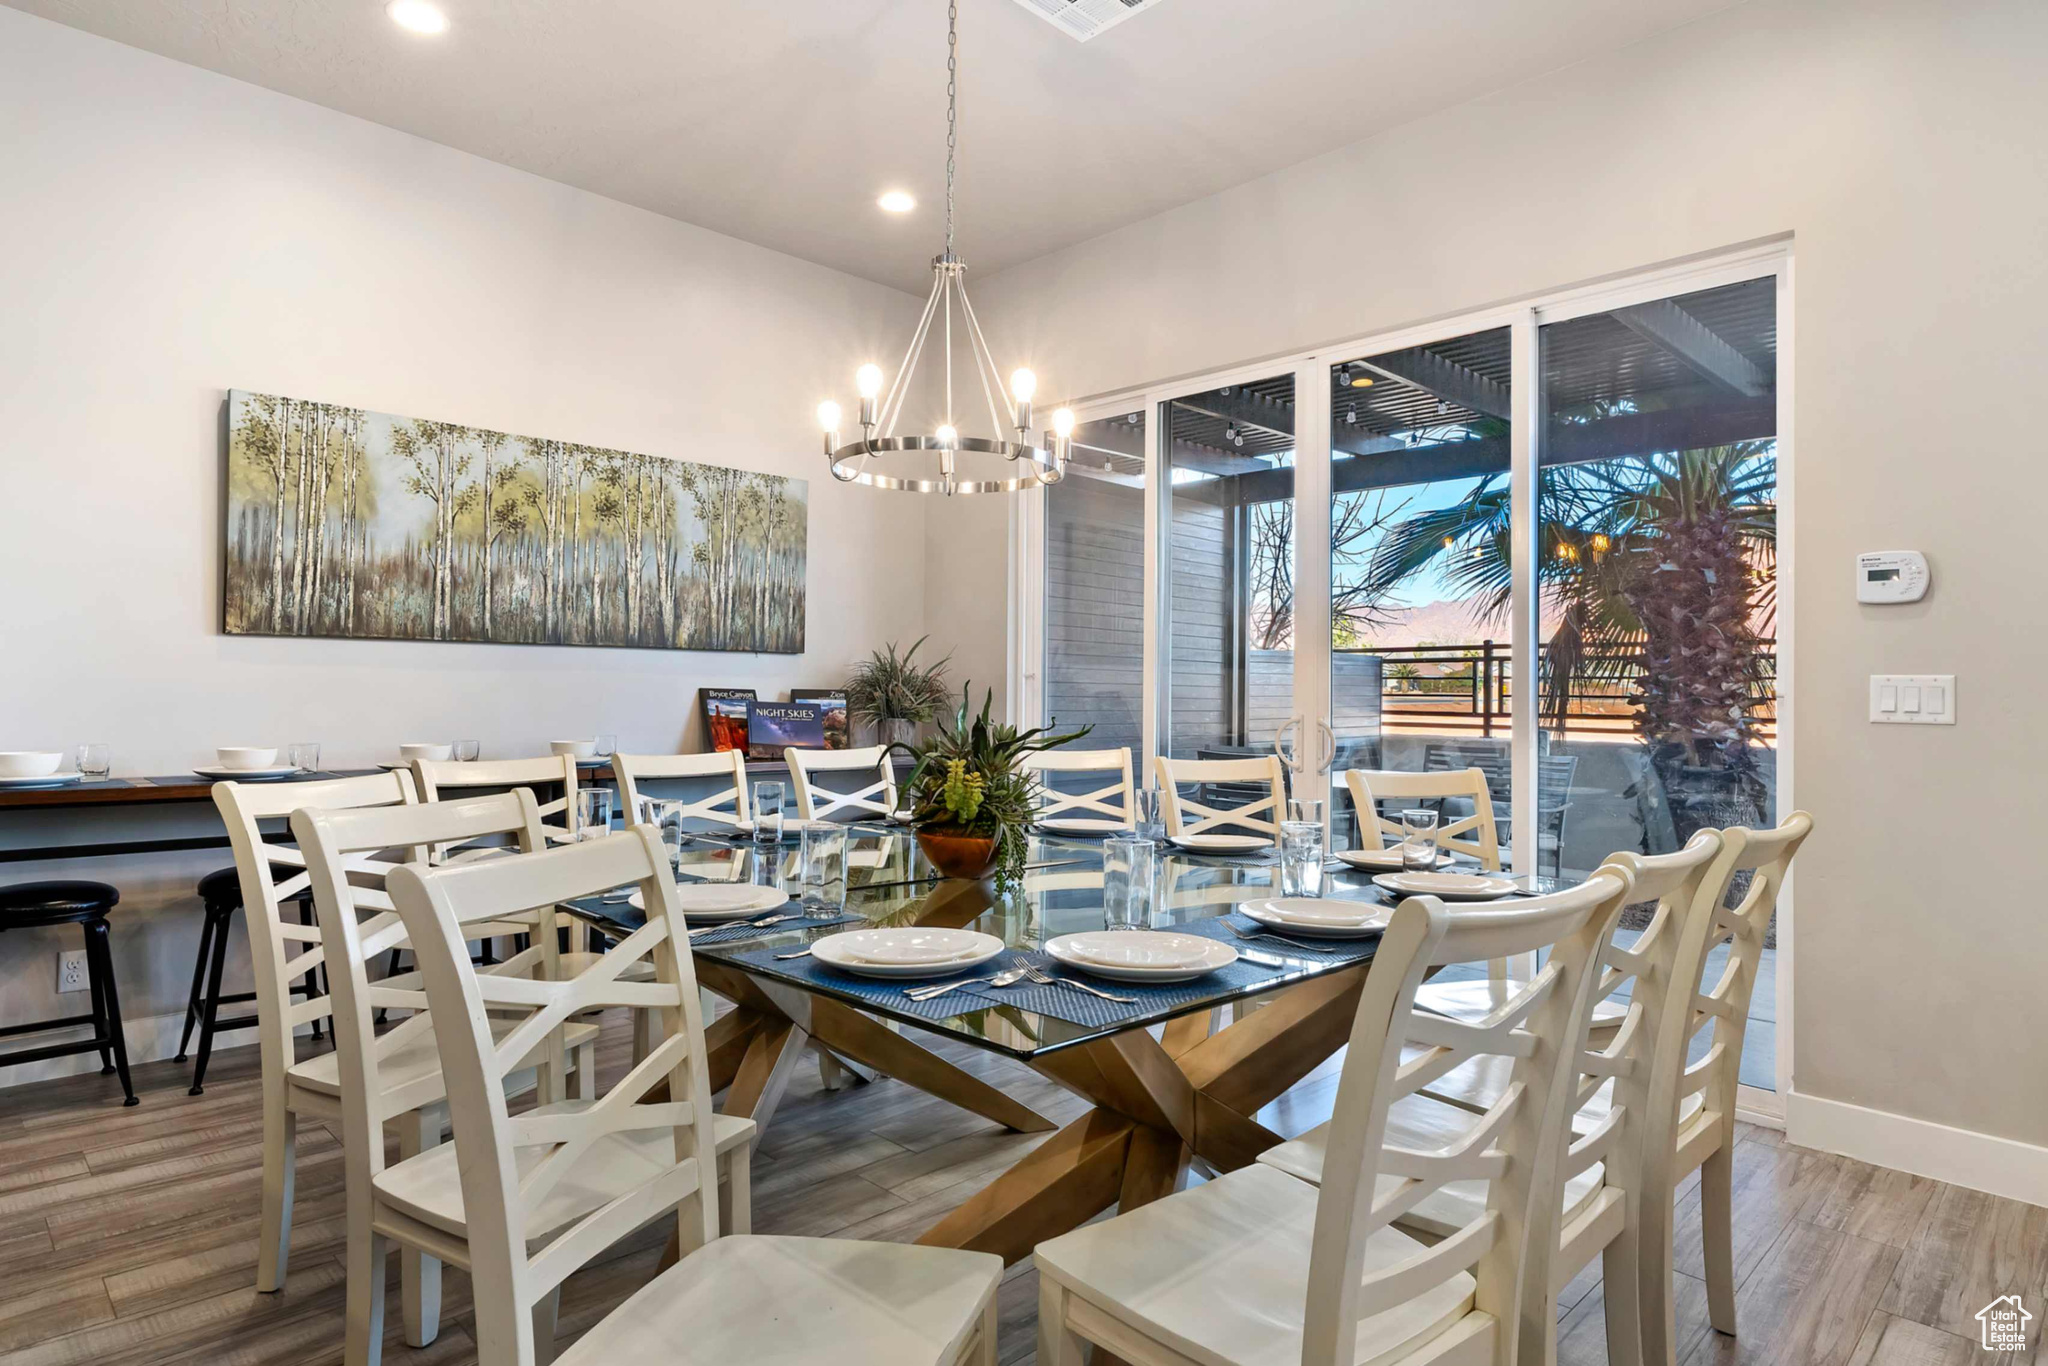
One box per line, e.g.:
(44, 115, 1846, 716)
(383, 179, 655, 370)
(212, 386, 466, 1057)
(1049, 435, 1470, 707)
(844, 636, 953, 749)
(900, 686, 1089, 889)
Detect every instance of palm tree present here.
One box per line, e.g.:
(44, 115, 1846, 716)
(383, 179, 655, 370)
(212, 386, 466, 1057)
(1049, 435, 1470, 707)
(1359, 440, 1776, 829)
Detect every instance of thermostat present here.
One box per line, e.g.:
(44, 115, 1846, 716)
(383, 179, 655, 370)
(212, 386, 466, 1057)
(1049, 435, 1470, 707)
(1856, 551, 1928, 604)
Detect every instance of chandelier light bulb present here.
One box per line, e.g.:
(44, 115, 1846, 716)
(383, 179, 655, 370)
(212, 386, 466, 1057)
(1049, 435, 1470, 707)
(856, 364, 884, 399)
(1052, 408, 1075, 439)
(817, 401, 841, 433)
(1009, 369, 1037, 403)
(935, 424, 958, 447)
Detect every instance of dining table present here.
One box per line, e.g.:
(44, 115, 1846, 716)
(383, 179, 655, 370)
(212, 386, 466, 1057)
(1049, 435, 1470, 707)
(566, 822, 1569, 1265)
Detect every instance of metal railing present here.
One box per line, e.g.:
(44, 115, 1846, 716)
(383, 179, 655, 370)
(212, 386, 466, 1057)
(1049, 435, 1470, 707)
(1345, 639, 1778, 740)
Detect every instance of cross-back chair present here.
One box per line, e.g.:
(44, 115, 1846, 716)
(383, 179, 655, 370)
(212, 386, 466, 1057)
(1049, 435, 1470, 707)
(1036, 868, 1634, 1366)
(1024, 747, 1135, 831)
(295, 788, 603, 1366)
(787, 744, 898, 822)
(1154, 753, 1287, 845)
(384, 827, 1000, 1366)
(212, 771, 419, 1304)
(1639, 812, 1811, 1365)
(616, 750, 750, 829)
(1260, 833, 1728, 1366)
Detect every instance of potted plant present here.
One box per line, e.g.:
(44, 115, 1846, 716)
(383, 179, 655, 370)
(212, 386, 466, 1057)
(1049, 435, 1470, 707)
(844, 636, 953, 749)
(901, 686, 1090, 889)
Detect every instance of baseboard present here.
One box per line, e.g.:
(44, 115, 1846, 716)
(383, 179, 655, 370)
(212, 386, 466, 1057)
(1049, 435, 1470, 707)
(0, 1009, 259, 1089)
(1787, 1089, 2048, 1208)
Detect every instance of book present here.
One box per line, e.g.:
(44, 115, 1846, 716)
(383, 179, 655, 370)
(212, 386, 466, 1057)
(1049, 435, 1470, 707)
(698, 687, 756, 753)
(747, 701, 825, 761)
(791, 689, 850, 749)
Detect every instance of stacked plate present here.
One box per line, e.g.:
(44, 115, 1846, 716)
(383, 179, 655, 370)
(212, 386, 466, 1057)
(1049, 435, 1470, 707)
(1239, 897, 1389, 939)
(810, 928, 1004, 980)
(1371, 871, 1519, 900)
(1334, 847, 1455, 872)
(1034, 817, 1128, 838)
(628, 882, 788, 920)
(1163, 833, 1271, 855)
(1044, 931, 1237, 983)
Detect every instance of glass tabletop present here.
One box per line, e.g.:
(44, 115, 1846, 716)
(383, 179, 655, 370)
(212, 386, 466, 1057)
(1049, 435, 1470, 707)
(565, 830, 1565, 1061)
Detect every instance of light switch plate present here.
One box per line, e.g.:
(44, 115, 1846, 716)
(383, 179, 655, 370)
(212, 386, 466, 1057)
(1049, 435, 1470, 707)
(1870, 674, 1955, 724)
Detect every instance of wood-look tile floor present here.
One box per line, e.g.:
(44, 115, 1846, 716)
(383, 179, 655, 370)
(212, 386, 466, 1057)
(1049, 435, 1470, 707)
(0, 1017, 2040, 1366)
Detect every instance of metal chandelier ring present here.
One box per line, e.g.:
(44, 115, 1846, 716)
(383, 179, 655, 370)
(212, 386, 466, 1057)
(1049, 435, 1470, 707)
(827, 434, 1064, 494)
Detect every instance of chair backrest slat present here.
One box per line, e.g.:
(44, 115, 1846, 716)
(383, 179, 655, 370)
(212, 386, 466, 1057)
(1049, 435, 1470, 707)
(1023, 747, 1134, 827)
(1299, 868, 1634, 1366)
(615, 751, 750, 828)
(787, 745, 898, 821)
(1154, 754, 1286, 844)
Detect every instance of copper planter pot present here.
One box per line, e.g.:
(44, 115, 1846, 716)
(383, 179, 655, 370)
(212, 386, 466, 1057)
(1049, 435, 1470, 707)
(915, 827, 1000, 881)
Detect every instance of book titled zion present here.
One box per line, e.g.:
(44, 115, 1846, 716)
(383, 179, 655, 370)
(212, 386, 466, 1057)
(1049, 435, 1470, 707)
(222, 389, 807, 652)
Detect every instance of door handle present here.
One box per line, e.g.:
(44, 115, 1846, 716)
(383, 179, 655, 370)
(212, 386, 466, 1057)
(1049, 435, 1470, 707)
(1273, 715, 1303, 769)
(1317, 719, 1337, 775)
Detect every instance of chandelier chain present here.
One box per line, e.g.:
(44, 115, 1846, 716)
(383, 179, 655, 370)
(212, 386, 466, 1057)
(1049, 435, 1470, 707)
(945, 0, 957, 259)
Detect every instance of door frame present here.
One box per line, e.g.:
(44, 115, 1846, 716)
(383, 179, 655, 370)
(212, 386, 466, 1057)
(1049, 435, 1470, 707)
(1013, 237, 1794, 1117)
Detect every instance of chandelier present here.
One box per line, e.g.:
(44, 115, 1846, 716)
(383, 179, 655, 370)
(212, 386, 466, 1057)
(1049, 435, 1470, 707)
(817, 0, 1072, 496)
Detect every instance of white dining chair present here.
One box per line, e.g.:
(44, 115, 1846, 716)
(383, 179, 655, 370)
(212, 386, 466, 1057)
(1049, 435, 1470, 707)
(211, 771, 421, 1304)
(383, 826, 1001, 1366)
(787, 743, 898, 821)
(615, 750, 750, 829)
(1024, 747, 1135, 831)
(1035, 868, 1634, 1366)
(1639, 812, 1811, 1365)
(414, 755, 584, 844)
(294, 788, 604, 1366)
(1259, 833, 1729, 1366)
(1153, 753, 1287, 846)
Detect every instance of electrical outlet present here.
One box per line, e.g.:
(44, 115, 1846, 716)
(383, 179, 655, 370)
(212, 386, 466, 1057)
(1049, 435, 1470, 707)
(57, 949, 89, 994)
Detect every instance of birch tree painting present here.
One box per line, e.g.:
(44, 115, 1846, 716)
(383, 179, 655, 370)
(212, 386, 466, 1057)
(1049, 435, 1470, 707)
(223, 390, 806, 652)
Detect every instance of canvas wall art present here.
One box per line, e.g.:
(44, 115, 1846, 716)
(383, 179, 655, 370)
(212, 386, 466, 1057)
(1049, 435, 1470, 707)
(223, 390, 807, 652)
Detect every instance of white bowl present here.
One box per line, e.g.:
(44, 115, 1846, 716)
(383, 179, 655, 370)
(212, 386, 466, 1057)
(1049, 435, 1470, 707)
(0, 751, 64, 778)
(216, 746, 278, 770)
(550, 740, 599, 759)
(399, 743, 454, 762)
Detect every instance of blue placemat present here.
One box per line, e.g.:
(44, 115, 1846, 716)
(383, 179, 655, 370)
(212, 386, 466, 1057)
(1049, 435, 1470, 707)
(1173, 912, 1384, 966)
(950, 944, 1314, 1028)
(684, 910, 861, 948)
(724, 943, 1044, 1022)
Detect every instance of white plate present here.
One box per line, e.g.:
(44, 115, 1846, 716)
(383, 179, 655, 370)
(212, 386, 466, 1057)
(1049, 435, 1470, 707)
(193, 765, 304, 780)
(1046, 931, 1237, 982)
(0, 771, 85, 788)
(1335, 847, 1455, 872)
(628, 883, 788, 920)
(1241, 897, 1391, 939)
(1166, 833, 1272, 855)
(1036, 818, 1128, 837)
(1372, 871, 1519, 901)
(810, 928, 1004, 979)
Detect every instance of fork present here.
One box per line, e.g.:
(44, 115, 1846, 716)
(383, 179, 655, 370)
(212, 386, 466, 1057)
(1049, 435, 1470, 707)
(690, 912, 799, 937)
(1222, 919, 1327, 953)
(1020, 964, 1136, 1003)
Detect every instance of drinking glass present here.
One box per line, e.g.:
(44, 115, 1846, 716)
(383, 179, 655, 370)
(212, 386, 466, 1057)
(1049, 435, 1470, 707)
(1132, 785, 1165, 840)
(647, 800, 685, 873)
(1102, 835, 1157, 930)
(574, 788, 613, 841)
(1400, 808, 1441, 872)
(753, 781, 785, 844)
(596, 734, 617, 759)
(800, 822, 848, 910)
(75, 744, 111, 781)
(1280, 820, 1325, 898)
(454, 740, 480, 763)
(288, 742, 320, 774)
(1287, 796, 1324, 827)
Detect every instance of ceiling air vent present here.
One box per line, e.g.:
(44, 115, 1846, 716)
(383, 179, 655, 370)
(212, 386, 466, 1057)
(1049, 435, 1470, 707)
(1010, 0, 1163, 42)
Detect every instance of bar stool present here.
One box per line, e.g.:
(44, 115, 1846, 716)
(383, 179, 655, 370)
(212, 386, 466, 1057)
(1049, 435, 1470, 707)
(175, 865, 326, 1096)
(0, 881, 137, 1106)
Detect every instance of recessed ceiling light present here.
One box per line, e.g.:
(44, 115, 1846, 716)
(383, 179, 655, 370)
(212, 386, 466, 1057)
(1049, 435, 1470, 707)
(387, 1, 449, 36)
(877, 190, 916, 214)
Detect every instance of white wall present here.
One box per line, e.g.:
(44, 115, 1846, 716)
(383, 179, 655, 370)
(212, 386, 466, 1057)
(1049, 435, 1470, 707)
(0, 9, 926, 1065)
(968, 0, 2048, 1174)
